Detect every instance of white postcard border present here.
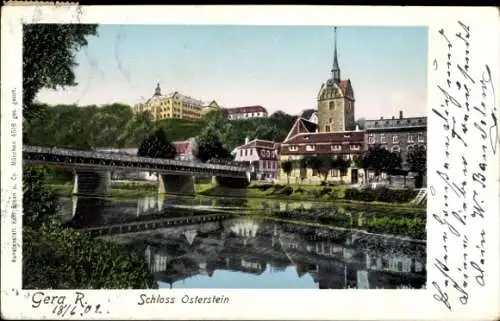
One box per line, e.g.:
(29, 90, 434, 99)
(1, 5, 499, 320)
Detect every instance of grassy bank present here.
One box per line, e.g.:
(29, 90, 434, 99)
(48, 181, 158, 198)
(196, 183, 423, 209)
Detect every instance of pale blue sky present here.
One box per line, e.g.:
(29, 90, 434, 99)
(36, 25, 428, 119)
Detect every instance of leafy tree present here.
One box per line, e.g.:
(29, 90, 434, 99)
(23, 24, 98, 121)
(299, 157, 310, 179)
(196, 125, 231, 162)
(307, 156, 323, 178)
(281, 160, 294, 185)
(354, 155, 370, 183)
(407, 145, 427, 188)
(137, 129, 177, 159)
(316, 156, 335, 181)
(118, 111, 153, 148)
(334, 157, 351, 177)
(23, 167, 60, 228)
(22, 24, 156, 290)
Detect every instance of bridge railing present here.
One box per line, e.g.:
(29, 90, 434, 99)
(24, 146, 251, 173)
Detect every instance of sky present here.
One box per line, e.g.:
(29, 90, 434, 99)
(36, 25, 428, 119)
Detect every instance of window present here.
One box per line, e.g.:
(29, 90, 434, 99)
(350, 144, 360, 151)
(331, 169, 340, 177)
(344, 134, 351, 138)
(380, 134, 386, 143)
(329, 118, 333, 123)
(392, 135, 399, 143)
(368, 134, 375, 144)
(329, 101, 334, 110)
(245, 149, 248, 156)
(250, 149, 253, 155)
(288, 146, 298, 152)
(418, 133, 425, 143)
(408, 135, 415, 143)
(306, 145, 315, 151)
(325, 125, 331, 132)
(331, 144, 342, 151)
(391, 145, 401, 153)
(240, 149, 243, 156)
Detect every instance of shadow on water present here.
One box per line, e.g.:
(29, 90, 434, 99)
(57, 195, 427, 290)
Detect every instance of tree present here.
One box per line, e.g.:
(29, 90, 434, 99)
(23, 167, 60, 228)
(316, 156, 335, 181)
(407, 145, 427, 188)
(382, 151, 402, 185)
(281, 160, 294, 185)
(196, 125, 231, 162)
(353, 154, 369, 183)
(23, 24, 98, 121)
(299, 157, 310, 180)
(307, 156, 323, 179)
(137, 129, 177, 159)
(334, 158, 351, 177)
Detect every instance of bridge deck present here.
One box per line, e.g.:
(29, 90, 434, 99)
(23, 145, 249, 177)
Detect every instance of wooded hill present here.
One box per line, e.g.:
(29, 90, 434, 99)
(24, 103, 297, 151)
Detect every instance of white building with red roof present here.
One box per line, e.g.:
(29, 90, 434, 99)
(224, 105, 268, 120)
(233, 137, 280, 181)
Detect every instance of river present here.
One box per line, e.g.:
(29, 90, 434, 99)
(57, 195, 427, 290)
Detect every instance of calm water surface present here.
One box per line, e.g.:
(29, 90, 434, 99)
(58, 195, 426, 289)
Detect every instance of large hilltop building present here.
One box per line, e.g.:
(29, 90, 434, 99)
(134, 83, 222, 121)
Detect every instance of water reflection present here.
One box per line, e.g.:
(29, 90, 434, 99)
(58, 196, 426, 289)
(105, 217, 425, 290)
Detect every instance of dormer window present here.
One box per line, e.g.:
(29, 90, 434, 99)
(350, 144, 360, 151)
(344, 134, 351, 139)
(289, 146, 298, 152)
(306, 145, 315, 151)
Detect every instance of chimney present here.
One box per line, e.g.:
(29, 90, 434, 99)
(380, 117, 383, 120)
(399, 110, 403, 119)
(392, 116, 395, 120)
(245, 137, 249, 144)
(355, 124, 360, 131)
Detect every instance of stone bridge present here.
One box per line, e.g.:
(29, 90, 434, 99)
(23, 145, 251, 196)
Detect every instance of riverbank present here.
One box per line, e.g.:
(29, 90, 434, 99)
(196, 183, 424, 210)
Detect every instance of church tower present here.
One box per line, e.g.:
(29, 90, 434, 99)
(317, 27, 355, 132)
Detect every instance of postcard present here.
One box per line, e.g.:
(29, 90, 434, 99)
(1, 5, 499, 320)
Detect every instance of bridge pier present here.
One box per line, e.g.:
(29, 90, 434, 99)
(73, 169, 112, 196)
(159, 174, 195, 196)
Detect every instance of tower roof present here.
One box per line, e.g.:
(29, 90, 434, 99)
(331, 27, 341, 82)
(154, 82, 161, 96)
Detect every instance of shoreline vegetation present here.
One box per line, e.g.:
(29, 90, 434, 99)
(49, 180, 424, 209)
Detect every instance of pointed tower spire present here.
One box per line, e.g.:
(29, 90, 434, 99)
(331, 27, 341, 83)
(154, 82, 161, 96)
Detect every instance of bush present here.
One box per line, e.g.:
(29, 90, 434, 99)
(23, 222, 156, 289)
(278, 186, 293, 196)
(215, 176, 249, 188)
(344, 187, 417, 203)
(364, 216, 426, 240)
(295, 187, 305, 194)
(255, 184, 274, 191)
